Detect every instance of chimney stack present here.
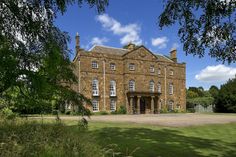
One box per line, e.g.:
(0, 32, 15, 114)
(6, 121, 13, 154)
(127, 42, 135, 51)
(170, 48, 177, 62)
(75, 32, 80, 49)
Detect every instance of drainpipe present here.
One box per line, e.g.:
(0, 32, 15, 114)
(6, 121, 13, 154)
(78, 59, 81, 93)
(103, 60, 106, 110)
(164, 66, 167, 107)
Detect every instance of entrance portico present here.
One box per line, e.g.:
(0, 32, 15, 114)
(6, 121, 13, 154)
(127, 91, 161, 114)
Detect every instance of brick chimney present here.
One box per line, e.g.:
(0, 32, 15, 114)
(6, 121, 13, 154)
(75, 32, 80, 49)
(127, 42, 135, 51)
(170, 48, 177, 62)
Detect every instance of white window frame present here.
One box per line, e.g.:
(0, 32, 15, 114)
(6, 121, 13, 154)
(129, 63, 135, 71)
(170, 69, 174, 76)
(92, 100, 99, 112)
(110, 80, 116, 96)
(129, 80, 135, 91)
(149, 80, 155, 92)
(150, 65, 155, 73)
(110, 63, 116, 70)
(169, 83, 173, 95)
(157, 82, 161, 93)
(92, 61, 98, 69)
(92, 79, 99, 96)
(158, 68, 161, 75)
(168, 100, 174, 111)
(110, 99, 116, 111)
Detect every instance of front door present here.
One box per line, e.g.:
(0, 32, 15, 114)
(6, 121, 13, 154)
(140, 97, 146, 114)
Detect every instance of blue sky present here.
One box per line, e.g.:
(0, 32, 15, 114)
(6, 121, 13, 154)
(55, 0, 236, 90)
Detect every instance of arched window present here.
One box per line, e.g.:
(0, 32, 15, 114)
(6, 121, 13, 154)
(149, 80, 155, 92)
(92, 79, 99, 96)
(110, 80, 116, 96)
(169, 83, 173, 95)
(157, 82, 161, 93)
(129, 80, 135, 91)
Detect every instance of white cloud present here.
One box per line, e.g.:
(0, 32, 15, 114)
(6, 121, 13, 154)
(96, 14, 142, 45)
(151, 37, 168, 49)
(90, 37, 108, 45)
(195, 64, 236, 82)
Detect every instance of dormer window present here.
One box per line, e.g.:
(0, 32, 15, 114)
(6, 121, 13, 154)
(150, 65, 154, 73)
(110, 63, 116, 70)
(170, 69, 174, 76)
(129, 63, 135, 71)
(92, 61, 98, 69)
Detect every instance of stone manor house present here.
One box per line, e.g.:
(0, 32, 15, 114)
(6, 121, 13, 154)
(72, 33, 186, 114)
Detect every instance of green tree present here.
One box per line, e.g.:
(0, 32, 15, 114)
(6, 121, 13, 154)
(0, 0, 108, 114)
(209, 85, 219, 98)
(215, 77, 236, 113)
(159, 0, 236, 63)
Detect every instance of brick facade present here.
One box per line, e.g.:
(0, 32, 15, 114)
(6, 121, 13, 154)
(72, 35, 186, 114)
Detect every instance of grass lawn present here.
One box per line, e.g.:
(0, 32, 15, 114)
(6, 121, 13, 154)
(1, 118, 236, 157)
(87, 122, 236, 157)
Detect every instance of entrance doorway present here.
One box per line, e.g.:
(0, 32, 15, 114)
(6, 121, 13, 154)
(140, 97, 146, 114)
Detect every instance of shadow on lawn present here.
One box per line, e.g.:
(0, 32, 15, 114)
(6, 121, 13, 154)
(89, 127, 236, 157)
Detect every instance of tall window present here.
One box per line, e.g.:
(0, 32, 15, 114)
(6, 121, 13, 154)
(168, 100, 174, 111)
(169, 83, 173, 95)
(110, 99, 116, 111)
(170, 69, 174, 75)
(149, 80, 155, 92)
(158, 68, 161, 75)
(92, 79, 99, 96)
(92, 100, 99, 112)
(129, 63, 135, 71)
(110, 63, 116, 70)
(110, 80, 116, 96)
(150, 65, 155, 73)
(92, 61, 98, 69)
(129, 80, 135, 91)
(157, 82, 161, 93)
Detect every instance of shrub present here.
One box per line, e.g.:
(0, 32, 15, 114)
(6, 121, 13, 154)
(110, 111, 118, 115)
(160, 107, 168, 113)
(52, 110, 58, 115)
(0, 120, 104, 157)
(117, 105, 127, 114)
(65, 110, 71, 115)
(187, 108, 196, 113)
(0, 107, 17, 120)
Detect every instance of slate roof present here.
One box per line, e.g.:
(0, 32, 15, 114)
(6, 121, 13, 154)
(89, 45, 128, 55)
(88, 45, 174, 62)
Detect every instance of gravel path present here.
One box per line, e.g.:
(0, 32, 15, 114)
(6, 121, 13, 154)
(34, 113, 236, 127)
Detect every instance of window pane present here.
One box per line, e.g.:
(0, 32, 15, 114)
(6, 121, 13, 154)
(110, 80, 116, 96)
(110, 99, 116, 111)
(92, 100, 99, 111)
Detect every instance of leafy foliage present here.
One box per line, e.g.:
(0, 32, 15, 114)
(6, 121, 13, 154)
(159, 0, 236, 63)
(215, 77, 236, 112)
(0, 0, 108, 115)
